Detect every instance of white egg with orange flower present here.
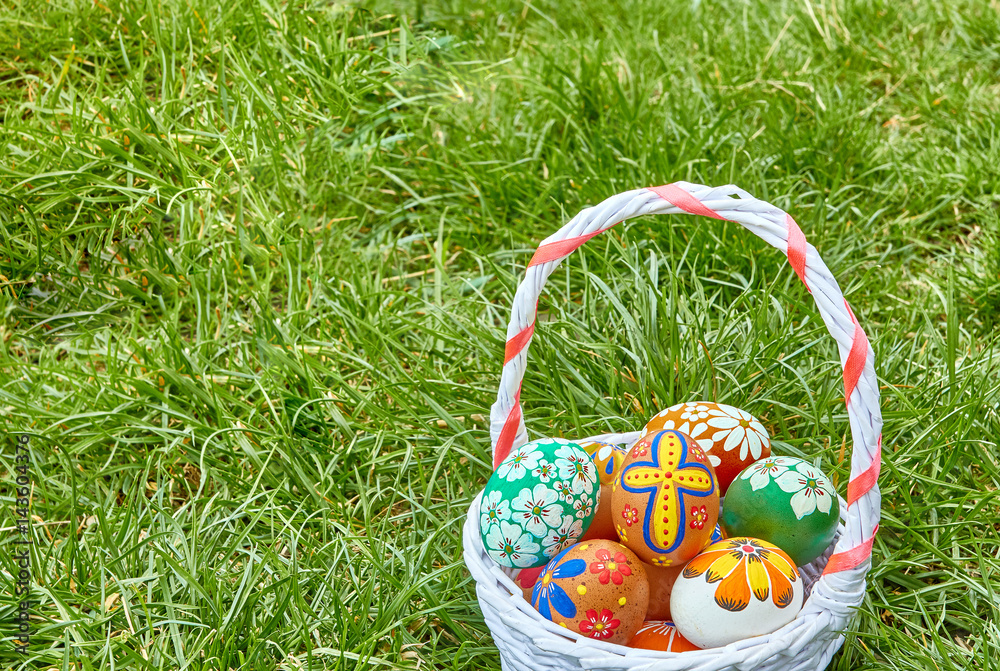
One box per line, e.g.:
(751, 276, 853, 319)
(670, 537, 804, 649)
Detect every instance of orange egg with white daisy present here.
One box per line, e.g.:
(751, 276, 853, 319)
(642, 402, 770, 494)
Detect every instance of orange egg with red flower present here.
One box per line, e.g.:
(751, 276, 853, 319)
(531, 539, 648, 645)
(670, 537, 804, 648)
(610, 430, 720, 566)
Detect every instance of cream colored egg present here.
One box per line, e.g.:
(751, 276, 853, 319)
(670, 537, 803, 649)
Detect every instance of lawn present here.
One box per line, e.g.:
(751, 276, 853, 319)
(1, 0, 999, 668)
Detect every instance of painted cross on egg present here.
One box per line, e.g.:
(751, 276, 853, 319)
(620, 431, 715, 555)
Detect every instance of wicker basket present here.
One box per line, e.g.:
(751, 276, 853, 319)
(463, 182, 882, 670)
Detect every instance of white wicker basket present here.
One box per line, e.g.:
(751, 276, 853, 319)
(463, 183, 882, 670)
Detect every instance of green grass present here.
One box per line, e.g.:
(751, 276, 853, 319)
(1, 0, 999, 668)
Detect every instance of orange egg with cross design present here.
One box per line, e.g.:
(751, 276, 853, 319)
(610, 430, 719, 567)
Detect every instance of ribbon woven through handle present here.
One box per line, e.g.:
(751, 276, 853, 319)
(487, 182, 883, 577)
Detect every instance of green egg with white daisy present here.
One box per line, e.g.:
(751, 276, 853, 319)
(721, 456, 840, 566)
(479, 439, 600, 568)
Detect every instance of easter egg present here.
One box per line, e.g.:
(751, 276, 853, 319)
(577, 440, 626, 485)
(531, 540, 649, 644)
(611, 430, 719, 566)
(580, 482, 618, 541)
(670, 537, 803, 649)
(480, 439, 600, 568)
(643, 524, 722, 621)
(511, 565, 545, 601)
(577, 441, 627, 541)
(628, 620, 700, 652)
(642, 402, 770, 494)
(722, 456, 840, 566)
(643, 562, 683, 620)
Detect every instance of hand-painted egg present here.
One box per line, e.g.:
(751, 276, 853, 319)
(628, 620, 700, 652)
(577, 440, 626, 485)
(579, 482, 618, 542)
(577, 441, 627, 541)
(646, 525, 728, 622)
(531, 540, 649, 645)
(511, 565, 545, 601)
(721, 456, 840, 566)
(643, 562, 683, 620)
(670, 537, 803, 649)
(642, 402, 770, 494)
(611, 430, 719, 566)
(480, 439, 600, 568)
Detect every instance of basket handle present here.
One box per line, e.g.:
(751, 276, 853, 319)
(488, 181, 883, 578)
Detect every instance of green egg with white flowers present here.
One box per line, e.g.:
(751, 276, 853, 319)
(721, 456, 840, 566)
(480, 439, 600, 568)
